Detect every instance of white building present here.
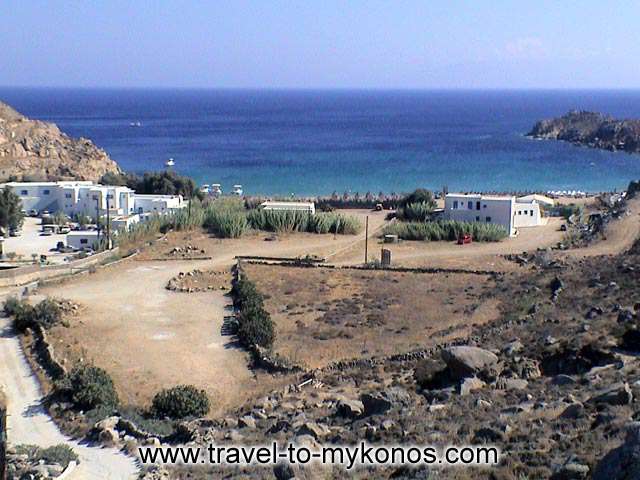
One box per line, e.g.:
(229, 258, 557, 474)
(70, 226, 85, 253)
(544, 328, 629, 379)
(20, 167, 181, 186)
(260, 201, 316, 214)
(132, 194, 185, 215)
(444, 193, 549, 236)
(66, 231, 101, 250)
(5, 181, 136, 218)
(3, 181, 186, 221)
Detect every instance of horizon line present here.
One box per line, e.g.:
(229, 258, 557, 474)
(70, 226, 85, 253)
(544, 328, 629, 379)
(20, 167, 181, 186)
(2, 85, 640, 92)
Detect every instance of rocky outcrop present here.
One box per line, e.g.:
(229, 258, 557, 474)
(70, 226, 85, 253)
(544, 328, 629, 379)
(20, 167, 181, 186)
(527, 110, 640, 154)
(0, 101, 121, 181)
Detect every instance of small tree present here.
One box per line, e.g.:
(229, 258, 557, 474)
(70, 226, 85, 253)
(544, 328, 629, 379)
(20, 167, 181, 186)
(0, 186, 24, 232)
(151, 385, 210, 419)
(57, 365, 119, 410)
(237, 306, 275, 349)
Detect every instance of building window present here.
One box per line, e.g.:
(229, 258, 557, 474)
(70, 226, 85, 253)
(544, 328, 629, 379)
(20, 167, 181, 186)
(476, 201, 481, 210)
(20, 190, 28, 195)
(518, 211, 522, 215)
(107, 194, 113, 199)
(530, 210, 534, 216)
(65, 193, 72, 199)
(43, 189, 50, 195)
(467, 201, 473, 209)
(92, 195, 98, 200)
(453, 200, 458, 209)
(80, 239, 88, 244)
(475, 216, 480, 221)
(486, 216, 492, 222)
(483, 204, 487, 209)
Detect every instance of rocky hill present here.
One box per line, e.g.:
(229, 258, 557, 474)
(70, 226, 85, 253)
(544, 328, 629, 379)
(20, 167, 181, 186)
(0, 101, 122, 181)
(527, 110, 640, 153)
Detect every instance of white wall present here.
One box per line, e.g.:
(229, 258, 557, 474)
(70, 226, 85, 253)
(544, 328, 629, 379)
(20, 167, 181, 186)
(513, 201, 542, 228)
(66, 232, 100, 250)
(444, 194, 515, 235)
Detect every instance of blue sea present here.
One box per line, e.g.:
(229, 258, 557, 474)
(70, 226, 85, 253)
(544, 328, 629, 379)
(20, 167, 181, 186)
(2, 88, 640, 196)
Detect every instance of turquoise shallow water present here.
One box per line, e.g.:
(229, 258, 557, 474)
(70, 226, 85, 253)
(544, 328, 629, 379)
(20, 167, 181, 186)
(2, 88, 640, 195)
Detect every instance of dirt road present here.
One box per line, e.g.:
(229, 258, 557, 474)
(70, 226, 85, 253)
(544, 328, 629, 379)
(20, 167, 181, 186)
(0, 311, 138, 479)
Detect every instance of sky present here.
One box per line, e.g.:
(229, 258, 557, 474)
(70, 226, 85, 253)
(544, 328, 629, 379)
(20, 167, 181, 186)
(1, 0, 639, 89)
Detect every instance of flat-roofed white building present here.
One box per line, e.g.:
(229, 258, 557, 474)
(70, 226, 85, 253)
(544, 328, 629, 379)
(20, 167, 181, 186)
(2, 181, 188, 220)
(5, 181, 136, 218)
(133, 194, 185, 215)
(260, 201, 315, 214)
(66, 231, 101, 250)
(444, 193, 547, 236)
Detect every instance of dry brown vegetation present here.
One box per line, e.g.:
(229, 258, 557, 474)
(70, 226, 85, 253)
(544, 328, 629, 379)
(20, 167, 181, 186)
(243, 263, 500, 368)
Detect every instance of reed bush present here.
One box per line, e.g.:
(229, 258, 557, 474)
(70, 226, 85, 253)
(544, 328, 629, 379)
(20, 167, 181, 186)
(383, 220, 507, 242)
(247, 210, 361, 235)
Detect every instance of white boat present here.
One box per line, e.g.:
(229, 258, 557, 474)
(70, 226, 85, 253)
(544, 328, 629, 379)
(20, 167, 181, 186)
(232, 184, 243, 196)
(211, 184, 223, 196)
(129, 121, 142, 127)
(165, 158, 175, 167)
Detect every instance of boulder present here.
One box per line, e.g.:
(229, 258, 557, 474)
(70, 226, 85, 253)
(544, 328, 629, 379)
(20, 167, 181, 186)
(238, 416, 257, 429)
(295, 422, 330, 440)
(94, 415, 120, 431)
(552, 462, 590, 480)
(588, 383, 633, 406)
(98, 427, 120, 446)
(441, 346, 500, 380)
(552, 374, 577, 386)
(593, 422, 640, 480)
(361, 393, 392, 416)
(336, 397, 364, 418)
(460, 376, 485, 396)
(560, 402, 585, 420)
(621, 329, 640, 351)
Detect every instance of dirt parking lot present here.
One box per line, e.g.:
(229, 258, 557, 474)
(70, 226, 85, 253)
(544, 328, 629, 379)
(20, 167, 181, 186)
(244, 263, 500, 369)
(40, 259, 271, 416)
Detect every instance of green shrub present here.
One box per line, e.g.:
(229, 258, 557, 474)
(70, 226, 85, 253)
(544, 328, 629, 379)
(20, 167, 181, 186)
(247, 209, 361, 235)
(237, 306, 276, 349)
(3, 296, 25, 316)
(8, 297, 62, 332)
(232, 277, 276, 349)
(399, 188, 437, 208)
(151, 385, 210, 419)
(383, 220, 508, 242)
(13, 303, 37, 332)
(32, 298, 61, 328)
(14, 444, 78, 469)
(396, 202, 436, 222)
(57, 364, 119, 410)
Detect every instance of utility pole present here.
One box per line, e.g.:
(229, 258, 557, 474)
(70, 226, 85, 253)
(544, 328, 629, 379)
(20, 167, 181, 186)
(106, 193, 111, 249)
(364, 215, 369, 264)
(95, 197, 100, 245)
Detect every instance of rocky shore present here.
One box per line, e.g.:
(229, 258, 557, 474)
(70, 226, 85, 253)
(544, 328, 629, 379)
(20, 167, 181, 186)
(0, 101, 122, 181)
(527, 110, 640, 154)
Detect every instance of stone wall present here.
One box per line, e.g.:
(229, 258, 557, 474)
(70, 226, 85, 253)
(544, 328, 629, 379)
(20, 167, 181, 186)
(0, 248, 121, 288)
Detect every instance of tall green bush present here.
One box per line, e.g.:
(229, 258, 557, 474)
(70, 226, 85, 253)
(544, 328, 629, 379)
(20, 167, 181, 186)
(383, 220, 507, 242)
(232, 277, 276, 349)
(246, 210, 361, 235)
(151, 385, 210, 419)
(57, 364, 119, 410)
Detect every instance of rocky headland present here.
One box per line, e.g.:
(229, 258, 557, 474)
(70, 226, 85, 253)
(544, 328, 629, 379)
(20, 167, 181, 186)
(528, 110, 640, 154)
(0, 101, 122, 182)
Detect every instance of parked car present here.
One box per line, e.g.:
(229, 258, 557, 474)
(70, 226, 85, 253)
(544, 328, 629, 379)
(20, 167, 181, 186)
(457, 233, 473, 245)
(28, 209, 38, 217)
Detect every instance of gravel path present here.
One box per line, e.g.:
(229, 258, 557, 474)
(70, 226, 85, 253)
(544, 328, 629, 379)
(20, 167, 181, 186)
(0, 311, 139, 479)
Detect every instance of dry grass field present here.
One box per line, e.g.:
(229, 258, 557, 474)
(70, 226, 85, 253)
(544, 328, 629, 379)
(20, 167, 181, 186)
(243, 263, 500, 369)
(39, 260, 284, 417)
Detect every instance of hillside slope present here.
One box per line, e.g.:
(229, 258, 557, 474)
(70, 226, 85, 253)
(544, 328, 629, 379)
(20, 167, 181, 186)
(0, 101, 122, 181)
(528, 110, 640, 153)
